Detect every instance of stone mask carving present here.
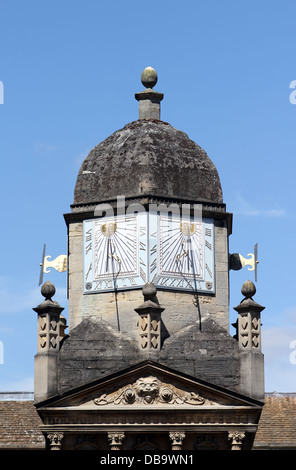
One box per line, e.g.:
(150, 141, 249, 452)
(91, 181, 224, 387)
(94, 375, 205, 406)
(134, 377, 160, 404)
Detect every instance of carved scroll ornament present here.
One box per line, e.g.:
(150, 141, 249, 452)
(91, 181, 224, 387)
(94, 376, 205, 406)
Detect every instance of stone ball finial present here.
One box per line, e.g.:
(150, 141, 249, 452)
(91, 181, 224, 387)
(141, 66, 158, 89)
(142, 282, 157, 300)
(241, 280, 256, 299)
(41, 281, 56, 300)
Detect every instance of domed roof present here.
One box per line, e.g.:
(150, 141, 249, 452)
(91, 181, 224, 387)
(73, 67, 223, 207)
(73, 119, 223, 206)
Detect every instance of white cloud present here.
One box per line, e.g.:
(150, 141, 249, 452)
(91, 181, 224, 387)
(34, 142, 58, 154)
(0, 286, 40, 315)
(262, 320, 296, 392)
(231, 193, 286, 218)
(0, 278, 67, 315)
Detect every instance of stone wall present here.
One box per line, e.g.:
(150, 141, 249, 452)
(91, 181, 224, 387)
(59, 209, 238, 396)
(67, 218, 230, 335)
(58, 316, 240, 395)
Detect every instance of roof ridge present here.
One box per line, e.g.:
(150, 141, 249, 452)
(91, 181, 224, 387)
(265, 392, 296, 397)
(0, 392, 34, 401)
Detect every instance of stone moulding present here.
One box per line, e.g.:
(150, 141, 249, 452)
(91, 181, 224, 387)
(41, 410, 259, 428)
(93, 376, 205, 406)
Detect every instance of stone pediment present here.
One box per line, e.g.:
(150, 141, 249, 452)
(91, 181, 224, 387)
(36, 361, 263, 451)
(37, 361, 262, 411)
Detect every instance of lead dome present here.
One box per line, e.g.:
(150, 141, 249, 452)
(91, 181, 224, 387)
(73, 68, 223, 207)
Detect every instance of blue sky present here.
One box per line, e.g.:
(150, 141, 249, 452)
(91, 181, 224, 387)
(0, 0, 296, 392)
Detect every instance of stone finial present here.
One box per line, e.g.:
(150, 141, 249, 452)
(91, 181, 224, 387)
(34, 282, 67, 402)
(142, 282, 158, 302)
(135, 282, 163, 312)
(135, 67, 164, 120)
(41, 280, 56, 300)
(135, 283, 164, 351)
(233, 280, 265, 400)
(34, 281, 62, 311)
(234, 280, 264, 312)
(241, 279, 256, 299)
(33, 281, 66, 352)
(233, 280, 265, 351)
(141, 66, 158, 89)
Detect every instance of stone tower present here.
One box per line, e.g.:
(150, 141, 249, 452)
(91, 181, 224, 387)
(34, 68, 265, 451)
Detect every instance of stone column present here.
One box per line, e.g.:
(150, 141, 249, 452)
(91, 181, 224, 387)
(47, 432, 64, 450)
(135, 283, 164, 351)
(169, 432, 186, 450)
(108, 432, 125, 450)
(228, 431, 245, 450)
(33, 281, 66, 402)
(233, 280, 265, 400)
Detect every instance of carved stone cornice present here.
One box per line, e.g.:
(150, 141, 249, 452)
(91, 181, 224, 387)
(40, 411, 259, 429)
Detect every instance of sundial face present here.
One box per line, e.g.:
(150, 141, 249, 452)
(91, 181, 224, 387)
(149, 212, 215, 293)
(83, 212, 215, 294)
(83, 213, 148, 293)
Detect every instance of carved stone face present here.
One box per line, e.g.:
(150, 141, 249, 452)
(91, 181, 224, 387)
(135, 377, 159, 403)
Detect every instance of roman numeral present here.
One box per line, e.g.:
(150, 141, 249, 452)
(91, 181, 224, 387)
(150, 244, 157, 255)
(175, 278, 184, 288)
(150, 258, 157, 273)
(205, 240, 212, 250)
(120, 277, 138, 287)
(151, 273, 160, 284)
(205, 263, 213, 278)
(140, 267, 147, 282)
(85, 262, 92, 280)
(140, 241, 146, 251)
(94, 279, 113, 290)
(85, 228, 92, 253)
(85, 242, 92, 255)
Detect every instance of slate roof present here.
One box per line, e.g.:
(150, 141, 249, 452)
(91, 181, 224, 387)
(0, 399, 45, 449)
(0, 393, 295, 449)
(253, 393, 296, 449)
